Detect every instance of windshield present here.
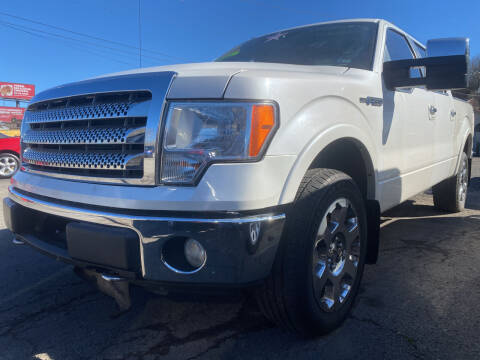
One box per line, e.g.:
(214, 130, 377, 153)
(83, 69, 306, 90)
(216, 22, 378, 70)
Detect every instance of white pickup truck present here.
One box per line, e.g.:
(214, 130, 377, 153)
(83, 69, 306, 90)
(4, 19, 474, 336)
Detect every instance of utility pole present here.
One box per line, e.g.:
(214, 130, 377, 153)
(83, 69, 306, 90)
(138, 0, 142, 68)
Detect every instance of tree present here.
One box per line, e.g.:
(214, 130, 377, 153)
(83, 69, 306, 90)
(452, 56, 480, 110)
(469, 56, 480, 112)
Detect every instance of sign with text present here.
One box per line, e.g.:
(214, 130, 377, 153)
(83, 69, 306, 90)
(0, 82, 35, 100)
(0, 106, 25, 122)
(0, 107, 24, 137)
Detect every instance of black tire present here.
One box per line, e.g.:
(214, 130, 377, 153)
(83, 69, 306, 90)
(256, 168, 367, 337)
(432, 152, 468, 213)
(0, 153, 19, 179)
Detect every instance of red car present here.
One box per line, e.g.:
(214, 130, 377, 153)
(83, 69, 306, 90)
(0, 136, 20, 178)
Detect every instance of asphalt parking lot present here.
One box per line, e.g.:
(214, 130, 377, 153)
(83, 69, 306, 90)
(1, 159, 480, 360)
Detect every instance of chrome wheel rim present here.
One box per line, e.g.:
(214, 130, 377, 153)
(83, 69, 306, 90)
(0, 155, 17, 177)
(458, 157, 468, 202)
(312, 198, 360, 312)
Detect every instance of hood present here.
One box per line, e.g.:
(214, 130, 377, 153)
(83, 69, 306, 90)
(104, 61, 349, 78)
(33, 62, 350, 103)
(101, 62, 349, 99)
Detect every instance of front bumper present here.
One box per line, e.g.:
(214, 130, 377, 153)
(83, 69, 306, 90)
(4, 186, 285, 286)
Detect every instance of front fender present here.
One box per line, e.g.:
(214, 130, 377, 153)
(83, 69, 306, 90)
(276, 96, 379, 204)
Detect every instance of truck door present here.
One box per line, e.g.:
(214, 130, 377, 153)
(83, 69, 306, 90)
(380, 28, 435, 208)
(410, 41, 458, 184)
(430, 91, 457, 182)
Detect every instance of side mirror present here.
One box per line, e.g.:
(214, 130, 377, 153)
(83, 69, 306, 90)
(383, 37, 470, 91)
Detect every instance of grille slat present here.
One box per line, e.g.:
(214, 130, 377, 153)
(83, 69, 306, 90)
(22, 91, 151, 179)
(25, 102, 130, 123)
(22, 148, 142, 170)
(22, 126, 145, 145)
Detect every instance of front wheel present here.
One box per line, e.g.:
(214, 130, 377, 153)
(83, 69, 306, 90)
(256, 169, 367, 336)
(0, 153, 19, 179)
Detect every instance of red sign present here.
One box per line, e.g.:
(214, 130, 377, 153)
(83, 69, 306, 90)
(0, 106, 25, 123)
(0, 82, 35, 100)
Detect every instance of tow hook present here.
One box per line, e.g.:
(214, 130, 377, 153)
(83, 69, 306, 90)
(74, 267, 131, 311)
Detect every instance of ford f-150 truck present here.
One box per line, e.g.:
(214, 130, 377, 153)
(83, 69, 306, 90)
(4, 19, 474, 336)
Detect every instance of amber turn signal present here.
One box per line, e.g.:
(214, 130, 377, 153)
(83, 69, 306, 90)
(249, 104, 275, 157)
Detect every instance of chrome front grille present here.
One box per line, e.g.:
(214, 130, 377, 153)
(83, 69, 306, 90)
(22, 91, 151, 180)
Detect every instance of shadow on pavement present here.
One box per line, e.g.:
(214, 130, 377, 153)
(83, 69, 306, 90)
(383, 200, 444, 218)
(383, 177, 480, 217)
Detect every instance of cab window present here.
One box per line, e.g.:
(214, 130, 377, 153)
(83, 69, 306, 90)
(384, 29, 421, 78)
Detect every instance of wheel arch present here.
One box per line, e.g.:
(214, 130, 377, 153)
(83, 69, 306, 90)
(0, 149, 20, 157)
(463, 133, 473, 157)
(462, 132, 473, 181)
(279, 125, 378, 205)
(308, 137, 376, 200)
(454, 125, 473, 176)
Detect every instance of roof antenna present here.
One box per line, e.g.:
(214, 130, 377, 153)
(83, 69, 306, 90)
(138, 0, 142, 68)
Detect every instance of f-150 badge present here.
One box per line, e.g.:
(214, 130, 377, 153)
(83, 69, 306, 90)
(360, 97, 383, 106)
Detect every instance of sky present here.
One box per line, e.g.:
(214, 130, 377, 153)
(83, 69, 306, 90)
(1, 0, 479, 103)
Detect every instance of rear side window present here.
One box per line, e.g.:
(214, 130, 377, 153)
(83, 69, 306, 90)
(413, 42, 426, 58)
(384, 29, 421, 78)
(412, 41, 427, 77)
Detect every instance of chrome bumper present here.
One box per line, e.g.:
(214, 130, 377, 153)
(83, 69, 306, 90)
(7, 186, 286, 284)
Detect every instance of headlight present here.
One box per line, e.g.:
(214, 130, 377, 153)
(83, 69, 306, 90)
(160, 101, 277, 184)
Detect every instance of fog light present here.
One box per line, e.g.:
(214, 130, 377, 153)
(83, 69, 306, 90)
(184, 239, 206, 269)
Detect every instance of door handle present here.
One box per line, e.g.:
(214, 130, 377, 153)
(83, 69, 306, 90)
(429, 105, 438, 115)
